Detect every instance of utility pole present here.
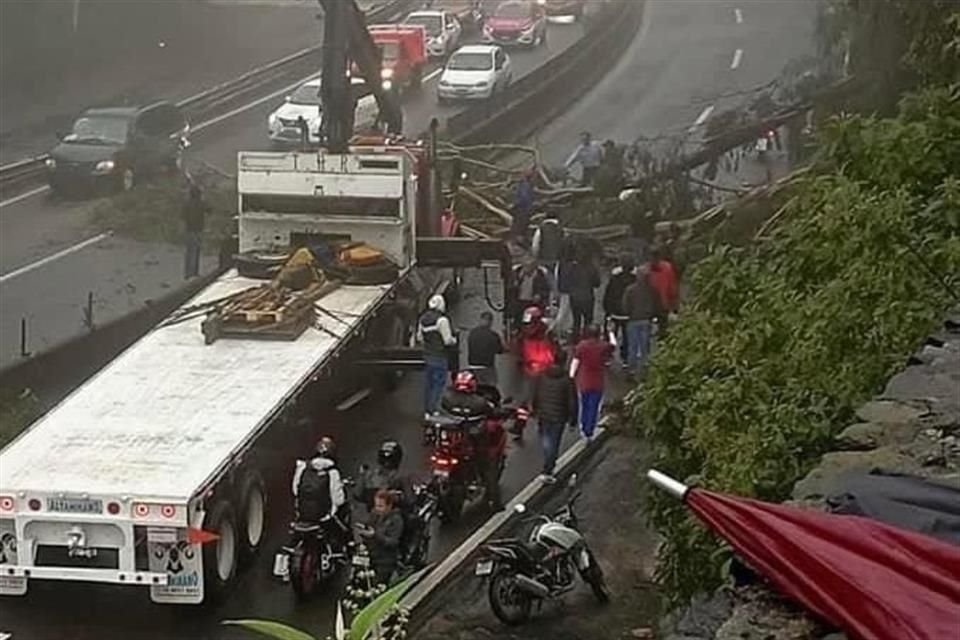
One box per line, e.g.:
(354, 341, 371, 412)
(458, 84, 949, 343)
(319, 0, 353, 153)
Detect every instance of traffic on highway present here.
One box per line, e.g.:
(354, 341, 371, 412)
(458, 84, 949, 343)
(0, 0, 825, 638)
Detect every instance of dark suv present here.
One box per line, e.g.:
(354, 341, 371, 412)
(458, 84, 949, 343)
(46, 102, 189, 195)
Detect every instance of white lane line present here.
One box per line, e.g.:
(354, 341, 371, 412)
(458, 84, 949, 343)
(0, 231, 113, 284)
(731, 48, 743, 70)
(689, 104, 715, 132)
(0, 185, 49, 209)
(423, 67, 444, 82)
(0, 73, 319, 210)
(734, 7, 743, 24)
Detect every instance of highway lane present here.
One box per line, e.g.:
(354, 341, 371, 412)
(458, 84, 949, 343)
(0, 21, 585, 369)
(534, 0, 817, 170)
(0, 269, 570, 640)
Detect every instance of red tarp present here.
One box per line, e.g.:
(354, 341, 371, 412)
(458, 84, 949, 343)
(687, 489, 960, 640)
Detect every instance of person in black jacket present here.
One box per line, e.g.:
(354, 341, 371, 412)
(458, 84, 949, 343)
(568, 248, 601, 341)
(602, 256, 634, 366)
(531, 351, 577, 482)
(357, 489, 405, 585)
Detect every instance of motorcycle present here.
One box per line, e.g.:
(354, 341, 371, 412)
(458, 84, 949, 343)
(399, 482, 439, 570)
(274, 512, 353, 600)
(426, 406, 510, 523)
(474, 479, 610, 624)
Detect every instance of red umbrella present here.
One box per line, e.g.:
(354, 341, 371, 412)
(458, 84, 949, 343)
(647, 470, 960, 640)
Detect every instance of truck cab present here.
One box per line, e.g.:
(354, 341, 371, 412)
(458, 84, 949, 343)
(364, 25, 428, 95)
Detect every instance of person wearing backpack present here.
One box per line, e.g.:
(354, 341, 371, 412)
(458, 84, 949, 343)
(291, 436, 348, 544)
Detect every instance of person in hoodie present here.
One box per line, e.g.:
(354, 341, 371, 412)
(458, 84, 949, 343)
(532, 350, 577, 483)
(291, 436, 349, 545)
(621, 263, 662, 374)
(602, 255, 634, 366)
(568, 245, 601, 341)
(570, 325, 613, 440)
(418, 294, 457, 418)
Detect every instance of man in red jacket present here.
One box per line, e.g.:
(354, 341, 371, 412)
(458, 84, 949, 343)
(647, 247, 678, 333)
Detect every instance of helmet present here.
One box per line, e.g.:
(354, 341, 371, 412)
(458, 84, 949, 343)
(453, 370, 478, 394)
(521, 305, 543, 325)
(378, 440, 404, 470)
(316, 436, 336, 459)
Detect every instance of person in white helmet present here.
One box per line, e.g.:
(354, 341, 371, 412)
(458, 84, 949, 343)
(417, 294, 456, 418)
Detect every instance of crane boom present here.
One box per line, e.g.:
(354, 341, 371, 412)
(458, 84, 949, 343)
(318, 0, 404, 152)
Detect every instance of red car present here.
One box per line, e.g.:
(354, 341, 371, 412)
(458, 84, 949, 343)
(481, 0, 547, 48)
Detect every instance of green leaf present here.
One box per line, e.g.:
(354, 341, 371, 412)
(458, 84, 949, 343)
(349, 568, 427, 640)
(221, 620, 317, 640)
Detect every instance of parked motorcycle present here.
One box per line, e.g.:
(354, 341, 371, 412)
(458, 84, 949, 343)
(474, 479, 610, 624)
(399, 482, 439, 569)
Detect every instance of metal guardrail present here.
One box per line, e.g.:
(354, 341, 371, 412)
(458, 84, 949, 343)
(0, 0, 414, 199)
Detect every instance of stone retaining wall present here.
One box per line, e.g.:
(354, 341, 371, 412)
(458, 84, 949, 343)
(660, 306, 960, 640)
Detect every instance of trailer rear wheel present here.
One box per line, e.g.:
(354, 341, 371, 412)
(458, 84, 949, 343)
(238, 471, 267, 562)
(203, 499, 239, 600)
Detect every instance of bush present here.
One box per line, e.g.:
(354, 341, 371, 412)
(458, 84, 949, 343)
(631, 87, 960, 608)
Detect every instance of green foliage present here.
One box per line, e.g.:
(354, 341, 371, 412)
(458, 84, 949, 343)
(0, 387, 43, 449)
(632, 87, 960, 608)
(89, 169, 236, 250)
(222, 620, 316, 640)
(348, 569, 424, 640)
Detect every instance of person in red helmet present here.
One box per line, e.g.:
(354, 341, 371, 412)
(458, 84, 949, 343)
(514, 304, 557, 440)
(441, 370, 506, 510)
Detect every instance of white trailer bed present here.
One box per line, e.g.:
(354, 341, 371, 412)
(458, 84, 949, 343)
(0, 271, 396, 502)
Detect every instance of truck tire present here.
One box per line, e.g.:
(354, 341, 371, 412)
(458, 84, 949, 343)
(237, 471, 267, 563)
(202, 499, 239, 601)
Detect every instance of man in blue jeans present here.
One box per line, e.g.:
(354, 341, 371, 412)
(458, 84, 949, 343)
(418, 294, 457, 418)
(532, 352, 577, 483)
(621, 264, 659, 374)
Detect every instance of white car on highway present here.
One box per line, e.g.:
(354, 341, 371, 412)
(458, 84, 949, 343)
(437, 45, 513, 102)
(405, 9, 462, 58)
(267, 78, 378, 146)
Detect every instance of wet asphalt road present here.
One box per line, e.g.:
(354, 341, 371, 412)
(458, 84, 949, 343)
(0, 19, 586, 369)
(0, 271, 568, 640)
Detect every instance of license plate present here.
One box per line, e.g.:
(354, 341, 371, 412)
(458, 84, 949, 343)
(352, 554, 370, 567)
(475, 560, 493, 576)
(47, 498, 102, 514)
(272, 553, 290, 577)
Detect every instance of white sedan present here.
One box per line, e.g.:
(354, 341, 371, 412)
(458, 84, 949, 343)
(437, 45, 513, 102)
(405, 10, 462, 58)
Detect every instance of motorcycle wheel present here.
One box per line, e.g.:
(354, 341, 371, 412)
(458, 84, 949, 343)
(488, 567, 532, 625)
(582, 549, 611, 604)
(290, 546, 319, 600)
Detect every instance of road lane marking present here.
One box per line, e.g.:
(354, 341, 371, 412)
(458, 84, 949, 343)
(731, 48, 743, 69)
(424, 67, 444, 82)
(734, 7, 743, 24)
(0, 231, 113, 284)
(0, 185, 50, 209)
(689, 104, 715, 131)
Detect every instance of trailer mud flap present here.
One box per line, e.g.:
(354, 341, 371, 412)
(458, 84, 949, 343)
(148, 527, 204, 604)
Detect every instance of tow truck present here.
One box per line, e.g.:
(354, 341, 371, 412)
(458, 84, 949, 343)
(0, 0, 509, 605)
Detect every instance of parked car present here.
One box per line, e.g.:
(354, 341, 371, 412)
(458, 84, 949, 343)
(437, 45, 513, 102)
(267, 78, 379, 147)
(482, 0, 547, 47)
(404, 9, 462, 58)
(46, 102, 188, 195)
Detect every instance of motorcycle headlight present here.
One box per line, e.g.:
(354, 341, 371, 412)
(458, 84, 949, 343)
(94, 159, 116, 174)
(382, 80, 393, 91)
(45, 158, 56, 170)
(381, 67, 394, 80)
